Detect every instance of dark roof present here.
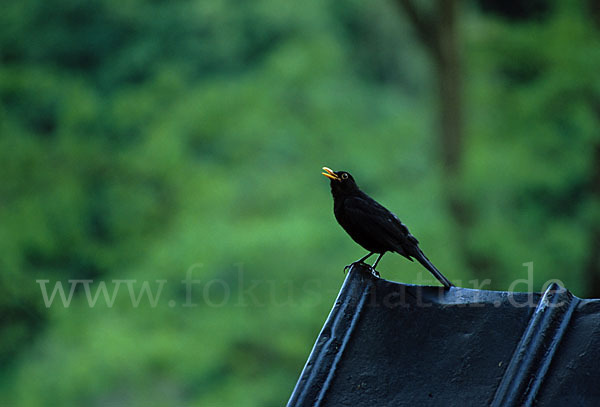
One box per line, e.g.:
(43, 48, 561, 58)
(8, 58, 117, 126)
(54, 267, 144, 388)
(288, 264, 600, 407)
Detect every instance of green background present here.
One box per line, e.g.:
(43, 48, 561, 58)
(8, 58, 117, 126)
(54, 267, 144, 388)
(2, 0, 600, 405)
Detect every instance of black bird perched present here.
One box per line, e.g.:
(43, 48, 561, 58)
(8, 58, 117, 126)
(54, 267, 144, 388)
(322, 167, 454, 288)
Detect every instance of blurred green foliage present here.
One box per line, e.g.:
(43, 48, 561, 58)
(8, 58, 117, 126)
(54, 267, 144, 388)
(1, 0, 599, 406)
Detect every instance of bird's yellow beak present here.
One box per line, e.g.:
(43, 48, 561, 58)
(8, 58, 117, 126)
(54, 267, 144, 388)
(322, 166, 340, 181)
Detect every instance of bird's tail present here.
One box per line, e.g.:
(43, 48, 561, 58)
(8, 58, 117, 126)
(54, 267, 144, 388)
(414, 249, 454, 289)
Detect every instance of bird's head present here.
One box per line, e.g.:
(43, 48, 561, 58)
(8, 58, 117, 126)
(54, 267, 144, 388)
(321, 167, 359, 195)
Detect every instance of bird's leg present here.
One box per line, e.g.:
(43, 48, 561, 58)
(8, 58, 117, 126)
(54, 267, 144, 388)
(357, 252, 375, 264)
(344, 252, 374, 273)
(368, 253, 384, 278)
(371, 253, 384, 269)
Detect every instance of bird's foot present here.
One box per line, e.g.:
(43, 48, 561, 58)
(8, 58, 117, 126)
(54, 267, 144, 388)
(368, 267, 380, 278)
(344, 261, 365, 273)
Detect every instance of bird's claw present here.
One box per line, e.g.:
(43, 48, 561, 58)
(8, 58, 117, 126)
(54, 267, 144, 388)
(344, 261, 364, 273)
(343, 262, 380, 278)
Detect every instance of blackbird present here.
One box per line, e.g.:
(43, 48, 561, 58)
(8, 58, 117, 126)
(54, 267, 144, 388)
(322, 167, 454, 288)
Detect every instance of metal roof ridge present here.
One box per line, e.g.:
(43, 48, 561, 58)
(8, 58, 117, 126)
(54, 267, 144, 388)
(491, 284, 579, 407)
(288, 268, 374, 407)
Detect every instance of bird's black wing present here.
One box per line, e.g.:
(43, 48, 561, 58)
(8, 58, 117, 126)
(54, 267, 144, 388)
(342, 194, 418, 258)
(340, 194, 454, 288)
(345, 195, 454, 288)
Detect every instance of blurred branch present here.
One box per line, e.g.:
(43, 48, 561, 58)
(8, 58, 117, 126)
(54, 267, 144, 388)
(393, 0, 442, 62)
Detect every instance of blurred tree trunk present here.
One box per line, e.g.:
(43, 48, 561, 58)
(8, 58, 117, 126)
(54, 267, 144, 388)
(394, 0, 483, 277)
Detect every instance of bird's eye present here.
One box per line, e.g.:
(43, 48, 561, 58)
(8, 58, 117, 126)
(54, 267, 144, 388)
(342, 173, 348, 180)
